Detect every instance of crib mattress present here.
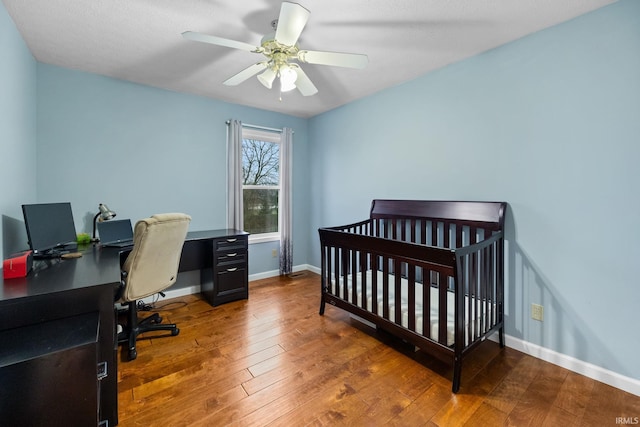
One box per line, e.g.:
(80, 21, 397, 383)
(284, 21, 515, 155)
(329, 270, 495, 346)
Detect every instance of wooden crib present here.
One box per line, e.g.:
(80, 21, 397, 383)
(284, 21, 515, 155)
(318, 199, 507, 392)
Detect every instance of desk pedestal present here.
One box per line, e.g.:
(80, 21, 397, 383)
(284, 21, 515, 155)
(181, 230, 249, 306)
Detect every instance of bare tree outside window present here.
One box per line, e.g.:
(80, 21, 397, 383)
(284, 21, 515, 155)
(242, 139, 280, 235)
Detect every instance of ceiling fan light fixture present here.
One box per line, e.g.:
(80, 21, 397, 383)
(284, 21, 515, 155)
(183, 1, 369, 98)
(257, 67, 277, 89)
(279, 65, 297, 92)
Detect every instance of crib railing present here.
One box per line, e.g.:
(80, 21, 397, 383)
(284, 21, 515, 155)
(318, 217, 505, 353)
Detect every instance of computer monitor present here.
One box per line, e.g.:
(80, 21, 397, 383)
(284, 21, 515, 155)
(22, 202, 78, 257)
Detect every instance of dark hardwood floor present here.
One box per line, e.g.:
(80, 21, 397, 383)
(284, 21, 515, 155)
(117, 272, 639, 426)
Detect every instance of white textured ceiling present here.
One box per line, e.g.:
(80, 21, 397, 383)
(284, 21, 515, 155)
(3, 0, 616, 118)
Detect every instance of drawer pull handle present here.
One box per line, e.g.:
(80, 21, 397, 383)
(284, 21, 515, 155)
(226, 267, 238, 272)
(226, 238, 237, 243)
(227, 253, 237, 257)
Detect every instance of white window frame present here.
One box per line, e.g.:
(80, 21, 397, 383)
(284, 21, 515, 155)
(241, 127, 282, 244)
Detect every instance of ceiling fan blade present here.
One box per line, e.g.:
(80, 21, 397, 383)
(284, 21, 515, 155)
(223, 63, 267, 86)
(182, 31, 261, 53)
(274, 2, 310, 46)
(298, 50, 368, 69)
(293, 67, 318, 96)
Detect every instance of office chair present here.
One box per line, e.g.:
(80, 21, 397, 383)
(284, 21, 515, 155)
(115, 213, 191, 361)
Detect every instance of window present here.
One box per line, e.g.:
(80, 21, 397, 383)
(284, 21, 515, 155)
(241, 128, 281, 243)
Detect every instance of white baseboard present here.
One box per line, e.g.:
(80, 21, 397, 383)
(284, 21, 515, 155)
(135, 284, 201, 305)
(490, 333, 640, 397)
(306, 264, 321, 275)
(153, 264, 317, 301)
(248, 264, 317, 281)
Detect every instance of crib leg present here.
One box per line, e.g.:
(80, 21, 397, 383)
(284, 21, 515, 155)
(319, 294, 326, 315)
(452, 357, 462, 393)
(499, 326, 505, 348)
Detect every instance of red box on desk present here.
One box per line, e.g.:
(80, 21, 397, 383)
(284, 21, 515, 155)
(3, 250, 33, 279)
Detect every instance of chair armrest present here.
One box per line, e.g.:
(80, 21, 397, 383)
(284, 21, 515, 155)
(119, 248, 133, 268)
(114, 248, 133, 302)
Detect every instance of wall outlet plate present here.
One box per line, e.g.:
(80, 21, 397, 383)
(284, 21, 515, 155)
(532, 303, 544, 321)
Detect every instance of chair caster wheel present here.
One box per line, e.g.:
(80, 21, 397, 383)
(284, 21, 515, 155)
(128, 348, 137, 360)
(154, 316, 162, 324)
(171, 328, 180, 336)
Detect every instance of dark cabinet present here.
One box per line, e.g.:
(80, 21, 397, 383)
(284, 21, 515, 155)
(201, 232, 249, 306)
(0, 312, 106, 426)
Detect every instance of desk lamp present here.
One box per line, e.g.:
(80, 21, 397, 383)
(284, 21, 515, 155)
(92, 203, 116, 241)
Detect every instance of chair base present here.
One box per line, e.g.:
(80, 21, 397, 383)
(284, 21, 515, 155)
(117, 301, 179, 361)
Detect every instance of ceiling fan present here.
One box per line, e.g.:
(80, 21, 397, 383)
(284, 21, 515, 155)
(182, 2, 368, 98)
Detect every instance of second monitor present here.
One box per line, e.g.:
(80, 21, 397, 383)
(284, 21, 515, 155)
(97, 219, 134, 248)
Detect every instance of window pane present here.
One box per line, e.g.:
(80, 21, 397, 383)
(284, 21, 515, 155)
(243, 188, 279, 234)
(242, 139, 279, 185)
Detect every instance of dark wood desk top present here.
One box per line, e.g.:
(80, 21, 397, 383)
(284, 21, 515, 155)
(0, 244, 122, 302)
(185, 229, 248, 241)
(0, 229, 247, 302)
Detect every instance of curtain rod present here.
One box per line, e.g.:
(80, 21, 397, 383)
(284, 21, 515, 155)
(225, 120, 283, 134)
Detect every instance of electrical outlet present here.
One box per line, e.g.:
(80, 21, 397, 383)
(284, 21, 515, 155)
(531, 303, 544, 321)
(272, 249, 278, 258)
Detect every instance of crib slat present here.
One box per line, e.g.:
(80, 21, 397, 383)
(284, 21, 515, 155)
(399, 219, 407, 242)
(470, 227, 477, 245)
(351, 249, 357, 305)
(438, 273, 448, 345)
(480, 243, 486, 336)
(339, 247, 344, 297)
(456, 225, 463, 249)
(360, 251, 368, 311)
(408, 264, 416, 331)
(394, 259, 402, 325)
(475, 250, 481, 340)
(331, 247, 337, 297)
(489, 242, 496, 326)
(486, 245, 492, 328)
(431, 221, 437, 247)
(489, 243, 496, 328)
(466, 252, 472, 341)
(371, 255, 379, 316)
(423, 268, 431, 339)
(479, 247, 486, 336)
(410, 219, 416, 243)
(443, 221, 450, 248)
(485, 239, 493, 331)
(327, 245, 332, 293)
(321, 244, 327, 292)
(382, 256, 390, 319)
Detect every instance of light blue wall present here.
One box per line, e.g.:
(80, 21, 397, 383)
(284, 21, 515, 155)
(309, 0, 640, 380)
(0, 2, 37, 262)
(36, 64, 309, 275)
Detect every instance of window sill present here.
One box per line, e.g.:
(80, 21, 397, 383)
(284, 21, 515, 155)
(249, 233, 280, 244)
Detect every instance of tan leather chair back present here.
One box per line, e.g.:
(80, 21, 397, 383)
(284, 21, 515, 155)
(120, 213, 191, 302)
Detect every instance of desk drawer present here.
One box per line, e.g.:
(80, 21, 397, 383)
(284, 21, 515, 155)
(216, 252, 246, 264)
(215, 236, 247, 252)
(216, 267, 248, 296)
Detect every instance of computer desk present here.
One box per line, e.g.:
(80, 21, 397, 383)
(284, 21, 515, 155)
(0, 228, 247, 426)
